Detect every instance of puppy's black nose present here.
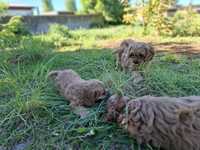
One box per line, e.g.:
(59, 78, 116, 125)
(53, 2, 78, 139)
(98, 90, 111, 101)
(105, 90, 111, 99)
(133, 60, 140, 64)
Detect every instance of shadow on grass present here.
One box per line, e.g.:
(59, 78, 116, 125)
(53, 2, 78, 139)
(153, 42, 200, 55)
(4, 46, 199, 150)
(1, 47, 157, 150)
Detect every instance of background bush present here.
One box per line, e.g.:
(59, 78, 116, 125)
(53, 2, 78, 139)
(122, 7, 137, 24)
(0, 16, 30, 49)
(5, 36, 54, 65)
(2, 16, 29, 36)
(172, 10, 200, 36)
(0, 30, 19, 49)
(47, 24, 72, 48)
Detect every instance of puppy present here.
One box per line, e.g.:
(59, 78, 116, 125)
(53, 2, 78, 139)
(106, 95, 200, 150)
(48, 69, 107, 107)
(114, 39, 155, 71)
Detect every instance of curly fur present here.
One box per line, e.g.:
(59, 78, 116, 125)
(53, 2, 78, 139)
(106, 95, 200, 150)
(114, 39, 155, 71)
(48, 69, 107, 107)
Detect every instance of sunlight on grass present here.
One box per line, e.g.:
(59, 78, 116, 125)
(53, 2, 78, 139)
(1, 25, 200, 150)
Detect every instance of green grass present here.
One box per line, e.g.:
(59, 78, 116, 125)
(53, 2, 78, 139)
(1, 25, 200, 150)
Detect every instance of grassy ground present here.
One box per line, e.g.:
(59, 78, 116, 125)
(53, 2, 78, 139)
(1, 25, 200, 150)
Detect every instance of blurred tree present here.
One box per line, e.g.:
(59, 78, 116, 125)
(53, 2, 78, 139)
(122, 0, 136, 24)
(80, 0, 97, 13)
(80, 0, 125, 23)
(173, 0, 179, 5)
(42, 0, 54, 12)
(120, 0, 131, 5)
(137, 0, 175, 35)
(152, 0, 175, 35)
(65, 0, 77, 12)
(136, 0, 154, 34)
(95, 0, 124, 23)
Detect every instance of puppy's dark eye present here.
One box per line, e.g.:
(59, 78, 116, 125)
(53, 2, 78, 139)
(125, 42, 129, 47)
(129, 53, 135, 57)
(102, 90, 106, 95)
(139, 54, 144, 58)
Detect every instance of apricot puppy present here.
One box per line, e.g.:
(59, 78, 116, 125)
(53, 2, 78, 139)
(114, 39, 155, 71)
(48, 69, 107, 107)
(106, 95, 200, 150)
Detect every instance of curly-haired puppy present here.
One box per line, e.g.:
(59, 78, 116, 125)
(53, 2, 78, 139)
(106, 95, 200, 150)
(48, 69, 107, 107)
(114, 39, 155, 71)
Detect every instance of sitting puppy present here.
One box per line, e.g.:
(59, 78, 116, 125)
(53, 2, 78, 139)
(114, 39, 155, 71)
(106, 95, 200, 150)
(48, 69, 107, 108)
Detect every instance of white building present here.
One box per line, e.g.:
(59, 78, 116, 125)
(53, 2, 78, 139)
(4, 4, 38, 16)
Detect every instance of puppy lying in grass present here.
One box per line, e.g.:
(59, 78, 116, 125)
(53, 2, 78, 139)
(114, 39, 155, 71)
(106, 94, 200, 150)
(48, 69, 108, 117)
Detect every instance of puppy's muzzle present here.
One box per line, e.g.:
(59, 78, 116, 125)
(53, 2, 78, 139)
(98, 89, 111, 101)
(133, 60, 140, 64)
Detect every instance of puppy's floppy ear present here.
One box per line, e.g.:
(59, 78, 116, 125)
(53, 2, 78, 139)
(91, 89, 103, 102)
(121, 40, 130, 48)
(47, 70, 60, 79)
(113, 47, 123, 54)
(177, 108, 194, 124)
(113, 39, 131, 54)
(149, 46, 155, 59)
(144, 45, 155, 61)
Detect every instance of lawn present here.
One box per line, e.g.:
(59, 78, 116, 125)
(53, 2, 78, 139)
(1, 25, 200, 150)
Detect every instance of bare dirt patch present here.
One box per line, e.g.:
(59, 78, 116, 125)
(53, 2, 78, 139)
(102, 39, 200, 55)
(154, 42, 200, 55)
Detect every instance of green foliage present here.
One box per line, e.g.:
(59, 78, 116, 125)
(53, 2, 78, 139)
(0, 1, 8, 13)
(3, 16, 29, 35)
(123, 7, 137, 24)
(130, 0, 175, 35)
(80, 0, 124, 23)
(128, 0, 200, 37)
(145, 57, 200, 96)
(0, 30, 18, 49)
(0, 16, 30, 49)
(160, 54, 183, 64)
(100, 70, 131, 96)
(172, 10, 200, 36)
(42, 0, 54, 12)
(48, 24, 71, 37)
(95, 0, 124, 23)
(47, 24, 72, 48)
(126, 2, 200, 37)
(65, 0, 77, 12)
(80, 0, 97, 13)
(150, 0, 175, 35)
(4, 36, 54, 65)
